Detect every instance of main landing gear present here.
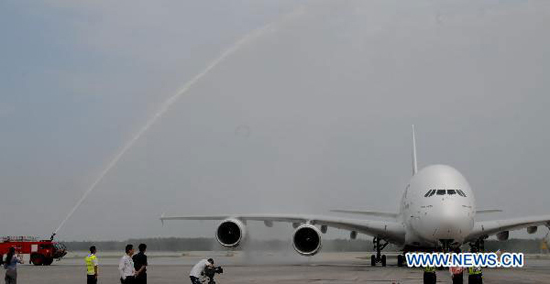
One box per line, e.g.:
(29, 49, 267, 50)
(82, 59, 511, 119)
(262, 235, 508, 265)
(469, 237, 486, 252)
(397, 253, 405, 267)
(370, 237, 388, 266)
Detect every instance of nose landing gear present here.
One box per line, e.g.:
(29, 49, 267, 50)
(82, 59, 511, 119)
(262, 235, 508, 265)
(370, 237, 388, 266)
(439, 239, 454, 252)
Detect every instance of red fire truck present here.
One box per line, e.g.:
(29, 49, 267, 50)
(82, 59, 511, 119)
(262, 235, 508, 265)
(0, 236, 67, 266)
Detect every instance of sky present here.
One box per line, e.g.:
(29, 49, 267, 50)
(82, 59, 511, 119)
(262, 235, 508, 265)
(0, 0, 549, 242)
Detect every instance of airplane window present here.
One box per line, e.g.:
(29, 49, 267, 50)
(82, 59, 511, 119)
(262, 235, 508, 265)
(428, 190, 436, 197)
(424, 190, 434, 197)
(436, 190, 446, 195)
(456, 190, 464, 197)
(458, 190, 467, 197)
(447, 189, 456, 195)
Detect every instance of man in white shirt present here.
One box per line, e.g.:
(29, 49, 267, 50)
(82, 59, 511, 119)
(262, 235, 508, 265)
(189, 258, 214, 284)
(119, 244, 136, 284)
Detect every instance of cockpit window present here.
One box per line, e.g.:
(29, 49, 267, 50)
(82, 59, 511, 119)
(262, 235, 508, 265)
(425, 189, 465, 197)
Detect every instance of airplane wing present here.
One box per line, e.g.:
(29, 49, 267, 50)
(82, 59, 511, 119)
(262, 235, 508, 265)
(160, 214, 406, 245)
(330, 209, 398, 218)
(475, 209, 502, 215)
(330, 209, 499, 218)
(467, 215, 550, 241)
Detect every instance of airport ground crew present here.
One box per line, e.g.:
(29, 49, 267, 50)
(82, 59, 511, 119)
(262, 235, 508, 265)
(423, 266, 436, 284)
(467, 266, 482, 284)
(85, 246, 99, 284)
(450, 266, 464, 284)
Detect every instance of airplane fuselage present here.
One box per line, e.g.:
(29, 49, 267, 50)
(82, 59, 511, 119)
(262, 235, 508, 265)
(399, 164, 475, 249)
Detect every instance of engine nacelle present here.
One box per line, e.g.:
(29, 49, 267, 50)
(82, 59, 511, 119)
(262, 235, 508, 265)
(496, 231, 509, 241)
(292, 224, 322, 256)
(527, 226, 538, 234)
(216, 219, 246, 248)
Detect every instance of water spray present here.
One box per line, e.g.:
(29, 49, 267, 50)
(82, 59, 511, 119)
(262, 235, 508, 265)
(52, 6, 305, 238)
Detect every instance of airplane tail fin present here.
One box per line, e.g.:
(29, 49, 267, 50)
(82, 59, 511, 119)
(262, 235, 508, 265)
(412, 125, 418, 176)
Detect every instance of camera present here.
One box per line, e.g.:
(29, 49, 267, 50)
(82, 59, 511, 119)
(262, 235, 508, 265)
(202, 266, 223, 284)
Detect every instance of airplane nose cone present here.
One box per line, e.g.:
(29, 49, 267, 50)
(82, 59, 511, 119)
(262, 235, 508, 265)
(436, 214, 460, 238)
(421, 200, 473, 242)
(437, 204, 472, 239)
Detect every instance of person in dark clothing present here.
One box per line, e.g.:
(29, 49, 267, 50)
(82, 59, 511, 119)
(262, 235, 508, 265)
(468, 266, 482, 284)
(423, 266, 436, 284)
(132, 244, 148, 284)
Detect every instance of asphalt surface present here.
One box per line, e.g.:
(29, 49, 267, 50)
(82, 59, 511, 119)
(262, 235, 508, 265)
(12, 252, 550, 283)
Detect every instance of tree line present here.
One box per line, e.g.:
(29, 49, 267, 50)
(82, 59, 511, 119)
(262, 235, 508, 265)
(61, 237, 547, 253)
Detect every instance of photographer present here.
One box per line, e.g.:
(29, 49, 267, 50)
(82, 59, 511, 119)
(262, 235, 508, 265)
(189, 258, 214, 284)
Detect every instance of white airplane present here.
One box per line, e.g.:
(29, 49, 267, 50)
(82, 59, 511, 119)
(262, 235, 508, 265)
(161, 126, 550, 266)
(544, 231, 550, 252)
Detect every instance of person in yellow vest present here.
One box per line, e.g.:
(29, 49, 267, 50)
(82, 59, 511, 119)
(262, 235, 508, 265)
(423, 266, 436, 284)
(467, 266, 482, 284)
(542, 233, 549, 254)
(85, 246, 99, 284)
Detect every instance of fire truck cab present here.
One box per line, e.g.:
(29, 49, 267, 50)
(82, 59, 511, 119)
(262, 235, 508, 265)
(0, 236, 67, 266)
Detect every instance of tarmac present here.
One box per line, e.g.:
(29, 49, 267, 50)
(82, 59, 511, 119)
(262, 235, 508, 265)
(14, 251, 550, 283)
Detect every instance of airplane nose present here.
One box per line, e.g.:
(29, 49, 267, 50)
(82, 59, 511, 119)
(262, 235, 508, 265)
(426, 201, 473, 241)
(436, 214, 459, 237)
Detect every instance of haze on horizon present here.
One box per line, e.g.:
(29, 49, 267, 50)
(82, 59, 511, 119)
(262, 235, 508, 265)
(1, 0, 549, 242)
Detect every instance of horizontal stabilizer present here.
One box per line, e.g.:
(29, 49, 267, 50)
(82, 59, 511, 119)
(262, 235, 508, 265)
(330, 209, 398, 218)
(476, 209, 503, 214)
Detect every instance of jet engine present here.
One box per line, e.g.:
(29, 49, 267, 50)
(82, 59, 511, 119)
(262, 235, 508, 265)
(527, 226, 538, 234)
(292, 224, 322, 256)
(216, 219, 246, 247)
(496, 231, 509, 241)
